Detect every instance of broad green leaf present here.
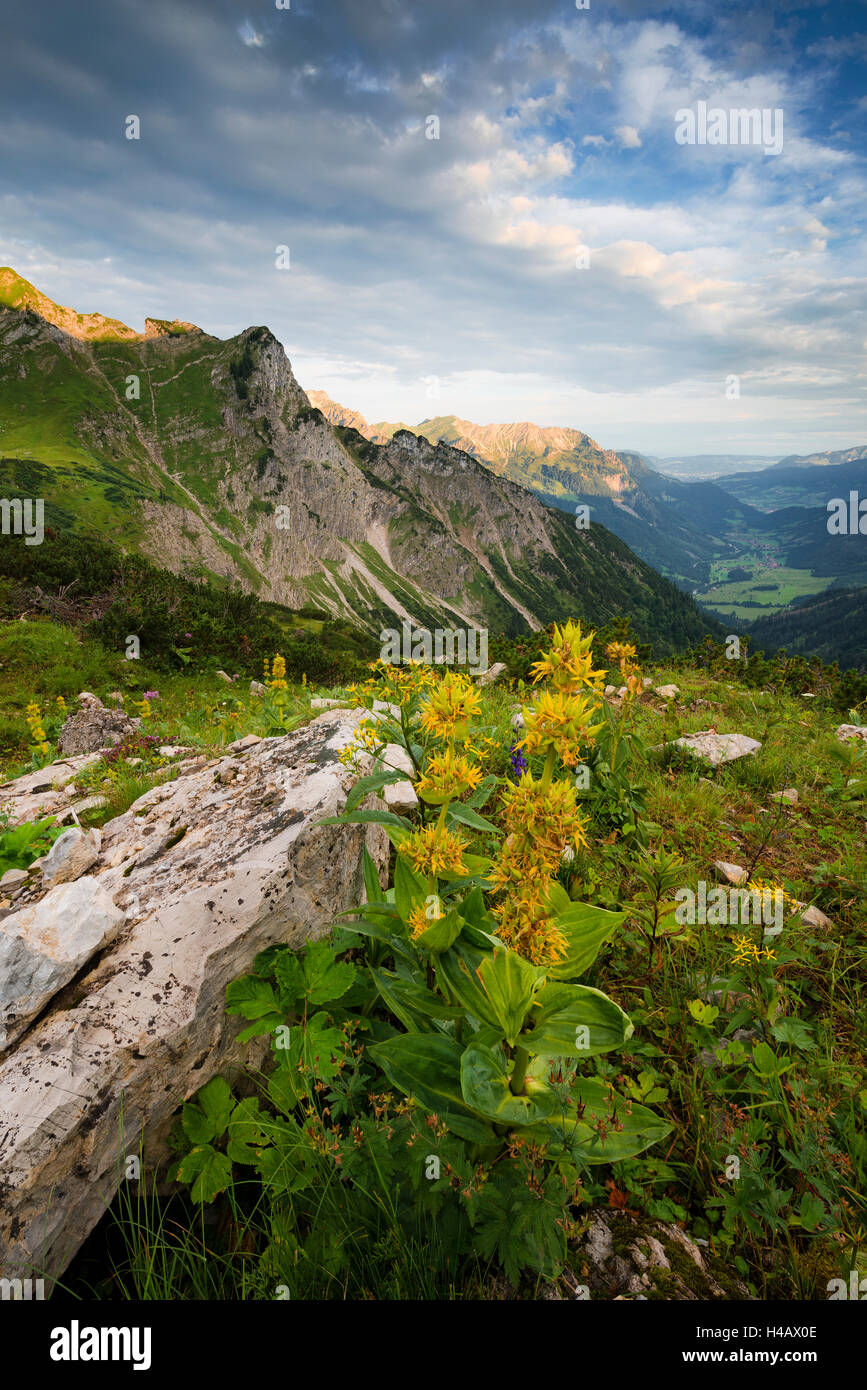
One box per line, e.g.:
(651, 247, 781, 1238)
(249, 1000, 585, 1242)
(436, 942, 503, 1031)
(465, 774, 498, 810)
(302, 939, 356, 1005)
(345, 769, 412, 814)
(545, 881, 573, 915)
(413, 905, 464, 954)
(524, 982, 633, 1057)
(528, 1072, 672, 1163)
(460, 1043, 556, 1125)
(176, 1144, 233, 1203)
(362, 844, 384, 904)
(477, 948, 544, 1046)
(369, 966, 463, 1031)
(445, 802, 499, 834)
(368, 1033, 496, 1143)
(319, 808, 413, 831)
(394, 853, 428, 922)
(225, 975, 280, 1021)
(546, 902, 627, 980)
(197, 1076, 234, 1140)
(226, 1097, 271, 1165)
(181, 1101, 214, 1146)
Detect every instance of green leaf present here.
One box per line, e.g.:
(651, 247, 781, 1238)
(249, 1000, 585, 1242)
(476, 948, 544, 1046)
(369, 966, 463, 1030)
(197, 1076, 234, 1140)
(465, 774, 498, 810)
(413, 905, 464, 954)
(362, 844, 384, 905)
(176, 1144, 233, 1203)
(181, 1102, 214, 1146)
(368, 1033, 496, 1143)
(524, 983, 633, 1057)
(460, 1043, 556, 1125)
(225, 975, 280, 1021)
(436, 942, 503, 1032)
(545, 902, 627, 981)
(319, 808, 413, 830)
(345, 769, 412, 813)
(302, 939, 356, 1005)
(770, 1017, 816, 1051)
(394, 853, 428, 922)
(445, 802, 499, 835)
(226, 1098, 272, 1165)
(529, 1073, 672, 1164)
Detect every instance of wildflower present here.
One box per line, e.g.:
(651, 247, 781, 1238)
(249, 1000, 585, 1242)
(493, 885, 568, 967)
(520, 689, 604, 768)
(530, 620, 605, 692)
(25, 701, 48, 745)
(497, 773, 588, 872)
(419, 671, 481, 743)
(408, 901, 441, 941)
(143, 690, 160, 701)
(416, 748, 481, 804)
(400, 823, 469, 878)
(268, 654, 288, 691)
(509, 743, 528, 779)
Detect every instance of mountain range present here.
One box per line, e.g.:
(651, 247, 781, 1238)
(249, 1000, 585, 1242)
(0, 269, 717, 654)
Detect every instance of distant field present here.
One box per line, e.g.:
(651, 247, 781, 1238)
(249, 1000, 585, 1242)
(696, 557, 831, 618)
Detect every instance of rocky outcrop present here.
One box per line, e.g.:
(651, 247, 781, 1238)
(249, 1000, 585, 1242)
(57, 693, 140, 756)
(570, 1211, 751, 1300)
(0, 709, 388, 1286)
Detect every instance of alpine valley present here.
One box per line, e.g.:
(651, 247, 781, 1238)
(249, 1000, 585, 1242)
(0, 268, 716, 654)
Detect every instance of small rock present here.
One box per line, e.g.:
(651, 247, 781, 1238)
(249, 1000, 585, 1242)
(250, 680, 265, 697)
(604, 685, 617, 697)
(380, 744, 418, 814)
(473, 662, 506, 687)
(310, 697, 345, 710)
(125, 758, 143, 767)
(227, 734, 262, 753)
(0, 869, 28, 890)
(713, 861, 748, 886)
(215, 670, 233, 684)
(671, 731, 761, 766)
(836, 724, 867, 743)
(776, 788, 798, 804)
(655, 684, 680, 700)
(799, 904, 833, 930)
(41, 827, 101, 887)
(511, 711, 525, 730)
(158, 746, 193, 759)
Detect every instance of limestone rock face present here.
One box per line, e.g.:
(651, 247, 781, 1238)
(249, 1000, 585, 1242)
(0, 877, 125, 1052)
(572, 1211, 751, 1300)
(0, 709, 388, 1286)
(57, 693, 140, 756)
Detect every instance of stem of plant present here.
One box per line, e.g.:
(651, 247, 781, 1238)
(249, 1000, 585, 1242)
(509, 1045, 530, 1096)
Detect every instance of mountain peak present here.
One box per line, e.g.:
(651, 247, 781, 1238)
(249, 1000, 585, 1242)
(0, 266, 202, 343)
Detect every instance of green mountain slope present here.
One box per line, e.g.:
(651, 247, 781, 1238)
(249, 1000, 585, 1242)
(0, 271, 719, 653)
(745, 585, 867, 672)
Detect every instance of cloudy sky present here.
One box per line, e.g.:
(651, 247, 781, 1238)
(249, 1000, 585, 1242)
(1, 0, 865, 455)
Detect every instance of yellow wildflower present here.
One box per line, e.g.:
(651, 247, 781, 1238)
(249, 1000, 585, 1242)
(520, 689, 604, 768)
(416, 748, 481, 804)
(493, 886, 567, 967)
(531, 620, 605, 692)
(419, 671, 481, 742)
(400, 823, 469, 877)
(407, 901, 441, 940)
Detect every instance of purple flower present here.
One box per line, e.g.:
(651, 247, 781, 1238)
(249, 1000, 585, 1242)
(509, 743, 528, 779)
(184, 633, 192, 640)
(143, 690, 160, 700)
